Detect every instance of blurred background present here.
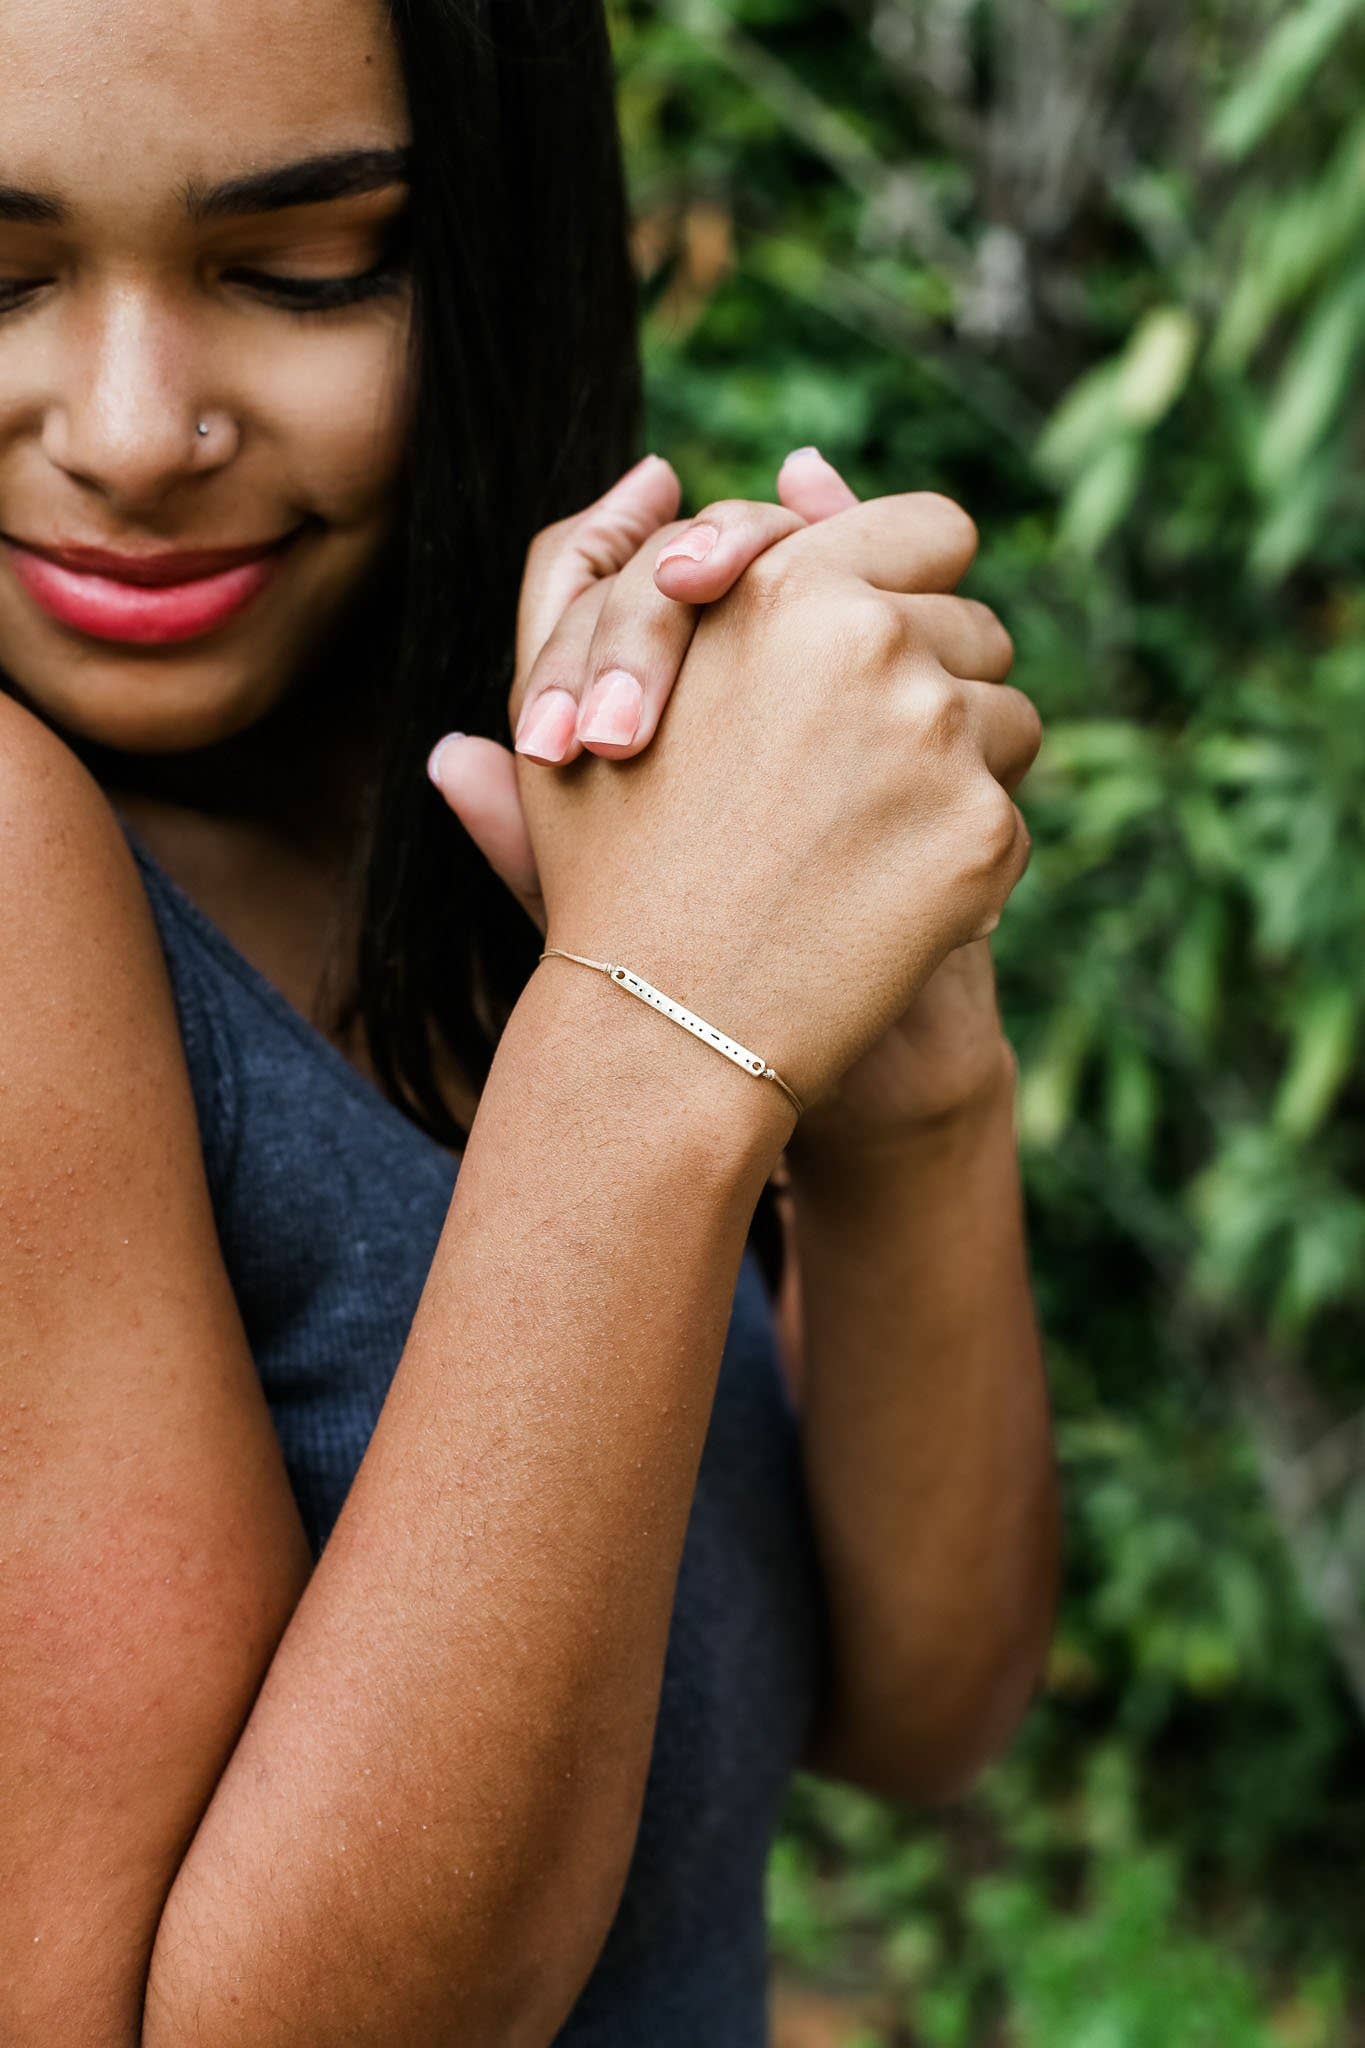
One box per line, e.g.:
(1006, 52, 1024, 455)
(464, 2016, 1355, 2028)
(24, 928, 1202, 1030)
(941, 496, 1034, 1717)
(611, 0, 1365, 2040)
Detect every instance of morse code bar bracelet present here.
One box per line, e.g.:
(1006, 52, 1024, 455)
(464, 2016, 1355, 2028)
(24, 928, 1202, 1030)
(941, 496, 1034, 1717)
(538, 947, 805, 1118)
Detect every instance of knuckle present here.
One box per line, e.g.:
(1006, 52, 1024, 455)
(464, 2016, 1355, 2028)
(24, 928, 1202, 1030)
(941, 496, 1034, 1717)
(577, 509, 639, 579)
(735, 540, 800, 611)
(592, 605, 678, 684)
(982, 786, 1023, 868)
(839, 588, 905, 666)
(972, 784, 1023, 872)
(906, 665, 967, 747)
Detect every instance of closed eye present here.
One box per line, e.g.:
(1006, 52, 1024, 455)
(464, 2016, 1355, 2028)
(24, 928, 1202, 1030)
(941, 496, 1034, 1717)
(0, 277, 49, 315)
(0, 261, 409, 318)
(224, 260, 409, 314)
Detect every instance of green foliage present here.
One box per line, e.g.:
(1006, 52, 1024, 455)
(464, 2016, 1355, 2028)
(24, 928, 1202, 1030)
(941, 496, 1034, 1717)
(617, 0, 1365, 2034)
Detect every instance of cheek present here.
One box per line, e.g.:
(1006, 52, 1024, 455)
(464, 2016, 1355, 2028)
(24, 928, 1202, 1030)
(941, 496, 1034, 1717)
(252, 314, 413, 528)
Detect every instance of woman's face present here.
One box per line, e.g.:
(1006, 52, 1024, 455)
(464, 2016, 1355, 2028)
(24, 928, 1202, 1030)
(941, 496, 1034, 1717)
(0, 0, 412, 753)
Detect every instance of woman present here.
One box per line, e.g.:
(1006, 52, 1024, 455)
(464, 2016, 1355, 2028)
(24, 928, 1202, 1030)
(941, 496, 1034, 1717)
(0, 0, 1060, 2041)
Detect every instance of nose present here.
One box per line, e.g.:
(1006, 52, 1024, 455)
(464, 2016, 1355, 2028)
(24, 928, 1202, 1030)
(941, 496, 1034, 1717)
(41, 283, 234, 515)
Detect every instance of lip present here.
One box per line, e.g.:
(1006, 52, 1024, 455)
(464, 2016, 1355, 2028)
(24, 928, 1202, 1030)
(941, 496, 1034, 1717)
(1, 528, 302, 645)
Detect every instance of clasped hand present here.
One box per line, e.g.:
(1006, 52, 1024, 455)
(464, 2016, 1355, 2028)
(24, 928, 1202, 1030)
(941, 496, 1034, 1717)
(427, 452, 1035, 1155)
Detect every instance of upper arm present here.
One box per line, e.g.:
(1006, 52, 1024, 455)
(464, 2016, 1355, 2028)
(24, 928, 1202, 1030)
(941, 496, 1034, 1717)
(0, 698, 312, 2045)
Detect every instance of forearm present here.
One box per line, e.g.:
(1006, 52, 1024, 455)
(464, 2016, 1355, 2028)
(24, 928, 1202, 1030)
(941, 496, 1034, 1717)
(145, 963, 789, 2048)
(787, 1055, 1060, 1806)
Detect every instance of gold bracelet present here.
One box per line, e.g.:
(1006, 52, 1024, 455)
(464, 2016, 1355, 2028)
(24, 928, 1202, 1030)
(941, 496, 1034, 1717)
(538, 947, 805, 1118)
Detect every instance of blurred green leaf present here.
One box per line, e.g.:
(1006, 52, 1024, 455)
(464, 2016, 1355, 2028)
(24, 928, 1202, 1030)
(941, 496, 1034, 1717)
(620, 0, 1365, 2027)
(1255, 262, 1365, 486)
(1060, 437, 1145, 554)
(1118, 308, 1201, 428)
(1274, 984, 1359, 1140)
(1211, 0, 1364, 162)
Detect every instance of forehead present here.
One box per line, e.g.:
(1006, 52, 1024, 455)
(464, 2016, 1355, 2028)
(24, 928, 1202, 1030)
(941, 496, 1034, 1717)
(0, 0, 408, 198)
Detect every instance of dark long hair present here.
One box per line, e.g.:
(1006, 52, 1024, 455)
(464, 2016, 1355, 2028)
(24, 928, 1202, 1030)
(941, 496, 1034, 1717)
(360, 0, 785, 1286)
(349, 0, 644, 1141)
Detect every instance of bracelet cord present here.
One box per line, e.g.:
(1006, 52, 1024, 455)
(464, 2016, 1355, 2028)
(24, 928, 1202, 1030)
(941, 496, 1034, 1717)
(538, 947, 805, 1118)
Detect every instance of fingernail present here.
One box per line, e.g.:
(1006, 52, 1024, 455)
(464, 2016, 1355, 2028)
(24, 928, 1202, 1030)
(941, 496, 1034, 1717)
(427, 732, 464, 785)
(578, 668, 643, 746)
(515, 689, 579, 762)
(606, 452, 664, 495)
(655, 522, 719, 570)
(781, 445, 824, 464)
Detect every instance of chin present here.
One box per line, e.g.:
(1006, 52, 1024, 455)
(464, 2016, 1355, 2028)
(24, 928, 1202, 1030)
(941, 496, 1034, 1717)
(0, 520, 394, 762)
(0, 640, 302, 757)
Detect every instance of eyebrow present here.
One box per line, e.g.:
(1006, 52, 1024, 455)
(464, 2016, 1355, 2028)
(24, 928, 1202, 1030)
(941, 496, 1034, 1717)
(182, 148, 412, 222)
(0, 184, 63, 226)
(0, 148, 411, 229)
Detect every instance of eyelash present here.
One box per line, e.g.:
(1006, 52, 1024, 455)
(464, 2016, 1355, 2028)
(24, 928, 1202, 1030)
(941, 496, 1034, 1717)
(0, 280, 44, 316)
(0, 255, 409, 320)
(224, 257, 410, 313)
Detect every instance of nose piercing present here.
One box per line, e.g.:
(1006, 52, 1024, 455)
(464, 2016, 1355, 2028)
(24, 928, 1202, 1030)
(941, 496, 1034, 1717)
(195, 421, 211, 439)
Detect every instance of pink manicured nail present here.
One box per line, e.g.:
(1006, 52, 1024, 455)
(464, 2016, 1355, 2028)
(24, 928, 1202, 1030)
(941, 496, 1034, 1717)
(578, 669, 643, 746)
(515, 689, 579, 762)
(426, 731, 464, 786)
(655, 523, 719, 570)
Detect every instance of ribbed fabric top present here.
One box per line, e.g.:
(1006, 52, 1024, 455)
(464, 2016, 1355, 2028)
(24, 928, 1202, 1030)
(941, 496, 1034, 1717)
(117, 813, 829, 2047)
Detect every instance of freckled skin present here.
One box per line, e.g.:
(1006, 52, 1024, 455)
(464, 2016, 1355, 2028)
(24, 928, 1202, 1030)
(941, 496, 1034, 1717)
(0, 0, 412, 755)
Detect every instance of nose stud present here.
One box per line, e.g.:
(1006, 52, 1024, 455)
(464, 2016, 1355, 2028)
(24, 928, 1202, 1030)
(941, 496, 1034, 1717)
(195, 421, 211, 439)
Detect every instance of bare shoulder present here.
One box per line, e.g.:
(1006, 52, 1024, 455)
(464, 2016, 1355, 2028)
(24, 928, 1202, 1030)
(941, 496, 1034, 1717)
(0, 691, 210, 1249)
(0, 691, 168, 1028)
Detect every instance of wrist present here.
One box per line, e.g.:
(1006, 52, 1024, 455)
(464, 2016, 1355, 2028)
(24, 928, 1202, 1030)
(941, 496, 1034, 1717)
(786, 1039, 1018, 1186)
(500, 955, 794, 1201)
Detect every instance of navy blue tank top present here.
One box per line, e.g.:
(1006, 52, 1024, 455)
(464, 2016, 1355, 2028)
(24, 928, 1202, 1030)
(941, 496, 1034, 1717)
(117, 813, 829, 2046)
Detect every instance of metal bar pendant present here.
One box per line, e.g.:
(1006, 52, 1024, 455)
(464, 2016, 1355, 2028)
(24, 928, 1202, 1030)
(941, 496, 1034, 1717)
(607, 964, 770, 1079)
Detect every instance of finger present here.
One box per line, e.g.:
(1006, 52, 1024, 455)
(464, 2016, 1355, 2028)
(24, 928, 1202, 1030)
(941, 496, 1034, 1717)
(774, 490, 980, 595)
(516, 453, 682, 677)
(775, 445, 860, 519)
(650, 451, 857, 605)
(577, 523, 711, 756)
(962, 677, 1043, 793)
(512, 579, 609, 764)
(651, 500, 809, 606)
(426, 733, 546, 933)
(532, 495, 826, 765)
(905, 593, 1014, 681)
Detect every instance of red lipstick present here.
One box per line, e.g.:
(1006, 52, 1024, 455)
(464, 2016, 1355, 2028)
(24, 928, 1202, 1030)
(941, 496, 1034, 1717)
(2, 532, 299, 645)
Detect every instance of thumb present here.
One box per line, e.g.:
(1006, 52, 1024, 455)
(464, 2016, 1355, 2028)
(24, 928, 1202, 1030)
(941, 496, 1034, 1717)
(776, 446, 861, 520)
(427, 734, 546, 934)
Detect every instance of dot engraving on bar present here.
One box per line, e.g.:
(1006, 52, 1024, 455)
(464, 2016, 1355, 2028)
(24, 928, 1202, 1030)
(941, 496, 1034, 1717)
(610, 965, 769, 1076)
